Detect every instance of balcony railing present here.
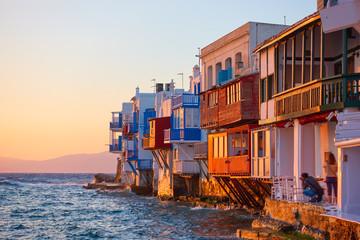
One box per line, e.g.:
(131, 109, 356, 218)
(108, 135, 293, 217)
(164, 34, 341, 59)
(172, 94, 200, 110)
(110, 121, 122, 129)
(274, 74, 360, 121)
(126, 150, 138, 160)
(173, 159, 200, 174)
(164, 128, 201, 142)
(137, 159, 153, 170)
(194, 142, 208, 159)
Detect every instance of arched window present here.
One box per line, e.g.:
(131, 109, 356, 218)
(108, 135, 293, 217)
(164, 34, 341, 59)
(225, 57, 232, 70)
(207, 66, 213, 89)
(215, 62, 222, 83)
(235, 52, 242, 70)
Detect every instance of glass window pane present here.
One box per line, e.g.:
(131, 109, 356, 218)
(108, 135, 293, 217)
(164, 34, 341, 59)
(258, 131, 264, 157)
(234, 132, 241, 156)
(242, 130, 248, 155)
(228, 133, 234, 157)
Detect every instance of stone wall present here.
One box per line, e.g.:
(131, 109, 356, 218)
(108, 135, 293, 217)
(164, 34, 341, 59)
(264, 198, 360, 240)
(200, 177, 227, 197)
(157, 173, 173, 199)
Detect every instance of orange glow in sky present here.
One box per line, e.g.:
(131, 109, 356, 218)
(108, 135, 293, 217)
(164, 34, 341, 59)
(0, 0, 315, 160)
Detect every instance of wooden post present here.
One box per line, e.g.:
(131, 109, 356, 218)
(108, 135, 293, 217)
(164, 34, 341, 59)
(301, 31, 306, 84)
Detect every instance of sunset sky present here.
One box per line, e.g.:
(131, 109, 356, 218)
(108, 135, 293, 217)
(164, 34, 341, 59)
(0, 0, 316, 161)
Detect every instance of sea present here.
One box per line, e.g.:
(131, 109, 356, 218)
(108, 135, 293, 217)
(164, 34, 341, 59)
(0, 173, 254, 239)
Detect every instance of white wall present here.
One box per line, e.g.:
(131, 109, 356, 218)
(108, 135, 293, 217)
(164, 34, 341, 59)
(301, 123, 315, 176)
(339, 146, 360, 215)
(278, 127, 294, 177)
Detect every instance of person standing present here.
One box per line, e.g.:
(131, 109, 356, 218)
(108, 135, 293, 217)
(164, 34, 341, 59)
(323, 152, 338, 204)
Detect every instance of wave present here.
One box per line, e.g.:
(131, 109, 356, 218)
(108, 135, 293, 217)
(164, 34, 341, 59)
(0, 179, 83, 187)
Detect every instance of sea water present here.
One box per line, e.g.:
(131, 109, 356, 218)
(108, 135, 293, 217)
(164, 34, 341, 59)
(0, 173, 254, 239)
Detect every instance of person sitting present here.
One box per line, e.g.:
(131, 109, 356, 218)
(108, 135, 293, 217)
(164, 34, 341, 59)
(300, 172, 324, 203)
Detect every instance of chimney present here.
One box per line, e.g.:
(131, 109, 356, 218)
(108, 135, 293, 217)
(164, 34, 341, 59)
(169, 79, 175, 92)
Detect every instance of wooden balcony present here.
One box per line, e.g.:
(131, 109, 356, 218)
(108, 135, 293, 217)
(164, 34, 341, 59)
(194, 142, 208, 159)
(172, 159, 200, 174)
(274, 74, 360, 122)
(142, 137, 150, 150)
(164, 128, 201, 143)
(172, 94, 200, 110)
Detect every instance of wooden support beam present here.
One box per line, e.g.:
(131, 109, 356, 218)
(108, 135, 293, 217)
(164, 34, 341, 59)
(157, 150, 170, 170)
(275, 45, 278, 95)
(291, 37, 296, 88)
(214, 177, 236, 203)
(194, 159, 209, 181)
(222, 177, 250, 206)
(320, 25, 324, 78)
(254, 180, 272, 196)
(283, 41, 287, 92)
(232, 178, 261, 208)
(310, 26, 315, 81)
(301, 31, 306, 84)
(242, 179, 265, 205)
(151, 151, 163, 169)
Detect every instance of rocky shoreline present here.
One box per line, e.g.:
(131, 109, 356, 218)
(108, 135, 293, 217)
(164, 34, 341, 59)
(84, 174, 321, 239)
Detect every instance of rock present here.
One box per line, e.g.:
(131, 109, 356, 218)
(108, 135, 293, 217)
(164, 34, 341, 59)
(83, 182, 126, 190)
(94, 173, 115, 183)
(130, 185, 153, 196)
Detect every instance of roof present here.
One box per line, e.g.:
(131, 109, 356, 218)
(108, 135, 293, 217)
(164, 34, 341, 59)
(253, 11, 320, 53)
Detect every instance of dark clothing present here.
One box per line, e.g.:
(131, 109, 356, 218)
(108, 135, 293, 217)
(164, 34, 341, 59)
(302, 176, 324, 195)
(326, 176, 337, 197)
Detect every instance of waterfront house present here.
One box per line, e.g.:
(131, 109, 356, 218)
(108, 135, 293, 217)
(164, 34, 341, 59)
(109, 102, 133, 184)
(319, 0, 360, 217)
(253, 1, 360, 218)
(164, 66, 205, 197)
(198, 22, 288, 207)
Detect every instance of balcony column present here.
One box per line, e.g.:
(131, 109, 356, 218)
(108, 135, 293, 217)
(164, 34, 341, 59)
(314, 123, 322, 178)
(343, 29, 348, 74)
(301, 31, 306, 84)
(291, 37, 295, 88)
(293, 119, 302, 188)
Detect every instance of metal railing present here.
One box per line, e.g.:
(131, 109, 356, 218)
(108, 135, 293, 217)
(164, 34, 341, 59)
(137, 159, 153, 170)
(275, 74, 360, 118)
(172, 94, 200, 110)
(173, 159, 200, 174)
(164, 128, 201, 142)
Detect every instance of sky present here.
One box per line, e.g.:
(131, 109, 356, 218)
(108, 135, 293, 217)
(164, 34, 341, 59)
(0, 0, 317, 161)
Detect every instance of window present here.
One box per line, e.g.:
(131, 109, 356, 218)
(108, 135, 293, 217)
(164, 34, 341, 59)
(213, 137, 219, 158)
(235, 52, 242, 70)
(213, 135, 227, 158)
(185, 108, 200, 128)
(226, 82, 241, 105)
(267, 75, 274, 100)
(216, 62, 222, 84)
(258, 131, 264, 157)
(261, 78, 266, 103)
(228, 130, 249, 156)
(207, 66, 213, 88)
(179, 108, 184, 129)
(225, 57, 232, 70)
(208, 91, 218, 108)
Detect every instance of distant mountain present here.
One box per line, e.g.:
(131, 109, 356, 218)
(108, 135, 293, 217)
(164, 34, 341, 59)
(0, 152, 117, 173)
